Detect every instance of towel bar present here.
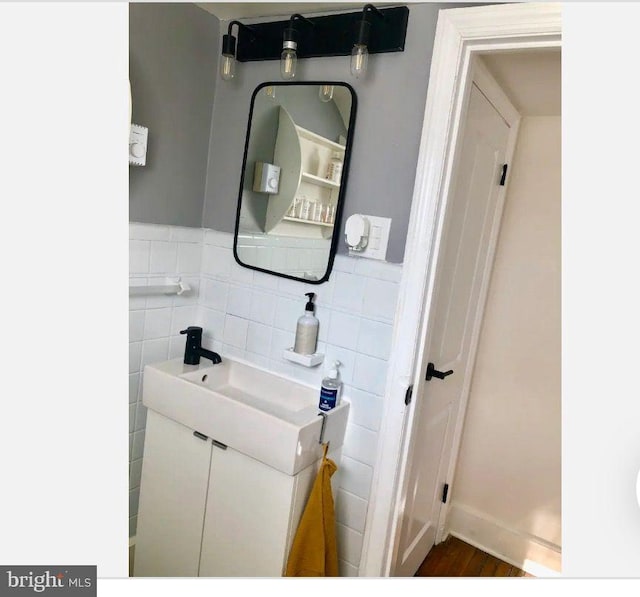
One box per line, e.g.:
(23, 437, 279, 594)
(129, 277, 190, 297)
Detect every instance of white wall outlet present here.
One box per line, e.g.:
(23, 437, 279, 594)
(129, 124, 148, 166)
(348, 215, 391, 261)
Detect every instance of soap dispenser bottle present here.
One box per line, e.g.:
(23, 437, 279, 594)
(293, 292, 319, 355)
(319, 360, 342, 412)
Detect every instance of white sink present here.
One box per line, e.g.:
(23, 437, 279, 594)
(142, 357, 349, 475)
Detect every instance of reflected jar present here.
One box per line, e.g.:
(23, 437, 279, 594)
(288, 197, 301, 219)
(300, 198, 312, 221)
(312, 202, 323, 222)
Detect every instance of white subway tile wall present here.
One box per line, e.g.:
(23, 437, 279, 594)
(128, 224, 204, 539)
(129, 223, 402, 575)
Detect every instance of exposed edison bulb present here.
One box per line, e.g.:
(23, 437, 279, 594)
(280, 48, 297, 80)
(220, 54, 236, 81)
(350, 44, 369, 79)
(264, 86, 277, 100)
(318, 84, 334, 103)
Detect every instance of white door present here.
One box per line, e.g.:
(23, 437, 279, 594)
(393, 81, 516, 576)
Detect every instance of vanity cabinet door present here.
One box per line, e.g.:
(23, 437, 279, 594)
(198, 446, 317, 577)
(134, 410, 213, 577)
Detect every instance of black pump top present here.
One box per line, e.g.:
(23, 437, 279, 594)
(305, 292, 316, 312)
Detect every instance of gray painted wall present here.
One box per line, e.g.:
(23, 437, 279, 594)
(203, 3, 466, 262)
(129, 3, 219, 227)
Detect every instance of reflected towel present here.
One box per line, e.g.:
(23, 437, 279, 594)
(284, 444, 339, 577)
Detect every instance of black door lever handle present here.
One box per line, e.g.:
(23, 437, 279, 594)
(426, 362, 454, 381)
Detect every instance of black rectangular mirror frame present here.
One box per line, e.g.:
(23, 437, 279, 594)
(232, 81, 358, 284)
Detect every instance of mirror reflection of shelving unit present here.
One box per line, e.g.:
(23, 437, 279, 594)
(264, 107, 344, 239)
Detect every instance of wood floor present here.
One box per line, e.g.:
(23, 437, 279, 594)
(415, 536, 534, 577)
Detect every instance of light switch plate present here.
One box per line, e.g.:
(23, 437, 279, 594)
(348, 215, 391, 261)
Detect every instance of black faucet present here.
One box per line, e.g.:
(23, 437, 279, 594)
(179, 327, 222, 365)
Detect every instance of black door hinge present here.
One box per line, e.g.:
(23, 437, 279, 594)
(499, 164, 508, 186)
(404, 385, 413, 405)
(442, 483, 449, 504)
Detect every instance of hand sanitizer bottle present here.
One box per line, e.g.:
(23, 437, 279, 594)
(319, 361, 342, 412)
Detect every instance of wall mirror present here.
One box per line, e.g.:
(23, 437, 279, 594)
(233, 82, 357, 283)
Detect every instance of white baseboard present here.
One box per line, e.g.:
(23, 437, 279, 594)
(447, 503, 561, 576)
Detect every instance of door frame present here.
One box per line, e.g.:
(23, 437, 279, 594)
(393, 57, 523, 578)
(359, 2, 561, 577)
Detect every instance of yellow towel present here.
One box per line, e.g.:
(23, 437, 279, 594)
(284, 444, 339, 577)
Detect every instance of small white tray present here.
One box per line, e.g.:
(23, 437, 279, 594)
(283, 349, 324, 367)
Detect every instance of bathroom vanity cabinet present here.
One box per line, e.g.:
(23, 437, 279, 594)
(264, 106, 344, 239)
(134, 410, 318, 577)
(133, 357, 349, 577)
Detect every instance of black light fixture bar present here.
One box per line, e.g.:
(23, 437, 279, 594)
(235, 5, 409, 62)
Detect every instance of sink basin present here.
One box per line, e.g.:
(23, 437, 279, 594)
(142, 357, 349, 475)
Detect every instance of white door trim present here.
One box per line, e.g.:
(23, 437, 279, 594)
(359, 2, 561, 577)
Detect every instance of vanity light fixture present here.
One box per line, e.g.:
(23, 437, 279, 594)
(351, 5, 386, 79)
(281, 14, 314, 80)
(228, 5, 408, 76)
(220, 20, 255, 81)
